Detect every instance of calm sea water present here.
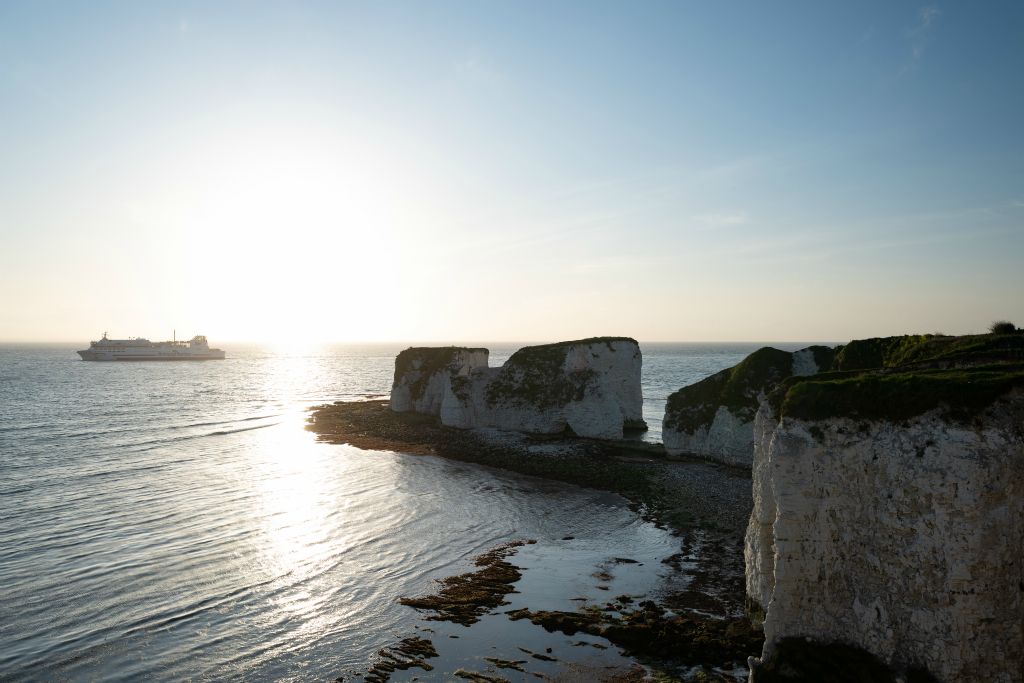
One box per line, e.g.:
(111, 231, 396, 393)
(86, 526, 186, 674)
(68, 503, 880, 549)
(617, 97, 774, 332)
(0, 341, 812, 681)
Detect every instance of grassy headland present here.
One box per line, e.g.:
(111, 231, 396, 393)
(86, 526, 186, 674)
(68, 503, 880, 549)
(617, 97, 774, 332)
(774, 333, 1024, 423)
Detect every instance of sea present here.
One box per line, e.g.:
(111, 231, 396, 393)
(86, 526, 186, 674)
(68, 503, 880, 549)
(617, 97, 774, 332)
(0, 341, 815, 681)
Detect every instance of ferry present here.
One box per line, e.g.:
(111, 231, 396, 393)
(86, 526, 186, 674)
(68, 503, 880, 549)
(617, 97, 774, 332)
(77, 332, 226, 361)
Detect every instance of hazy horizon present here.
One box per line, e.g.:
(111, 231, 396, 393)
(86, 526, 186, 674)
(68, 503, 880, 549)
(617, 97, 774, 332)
(2, 3, 1022, 343)
(0, 333, 977, 346)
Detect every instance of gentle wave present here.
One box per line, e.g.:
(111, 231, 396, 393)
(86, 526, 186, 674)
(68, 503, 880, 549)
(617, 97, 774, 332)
(0, 342, 799, 680)
(167, 413, 284, 430)
(207, 422, 280, 436)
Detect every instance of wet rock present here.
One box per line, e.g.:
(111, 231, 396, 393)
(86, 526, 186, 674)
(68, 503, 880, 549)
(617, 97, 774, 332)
(749, 637, 938, 683)
(399, 541, 532, 626)
(510, 608, 602, 636)
(510, 604, 762, 669)
(362, 636, 438, 683)
(453, 669, 509, 683)
(483, 657, 527, 672)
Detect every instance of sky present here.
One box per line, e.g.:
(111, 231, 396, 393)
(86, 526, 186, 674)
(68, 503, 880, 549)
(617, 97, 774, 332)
(1, 1, 1022, 343)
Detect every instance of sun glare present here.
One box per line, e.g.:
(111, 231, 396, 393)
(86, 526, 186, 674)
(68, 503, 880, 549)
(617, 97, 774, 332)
(168, 123, 435, 343)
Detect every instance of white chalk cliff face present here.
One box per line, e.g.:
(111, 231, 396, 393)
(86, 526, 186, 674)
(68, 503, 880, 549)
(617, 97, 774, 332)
(390, 347, 489, 415)
(662, 346, 833, 467)
(663, 405, 755, 467)
(390, 338, 644, 440)
(746, 397, 1024, 683)
(789, 348, 820, 377)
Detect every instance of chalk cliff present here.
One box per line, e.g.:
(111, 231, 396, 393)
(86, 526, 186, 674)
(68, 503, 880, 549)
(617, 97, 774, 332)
(746, 333, 1024, 682)
(391, 338, 644, 440)
(390, 347, 489, 415)
(662, 346, 834, 466)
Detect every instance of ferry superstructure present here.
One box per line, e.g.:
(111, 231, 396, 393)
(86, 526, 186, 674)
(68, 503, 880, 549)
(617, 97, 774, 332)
(77, 333, 226, 361)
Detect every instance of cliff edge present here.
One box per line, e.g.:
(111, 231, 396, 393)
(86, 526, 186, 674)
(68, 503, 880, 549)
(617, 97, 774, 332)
(746, 333, 1024, 682)
(662, 346, 835, 466)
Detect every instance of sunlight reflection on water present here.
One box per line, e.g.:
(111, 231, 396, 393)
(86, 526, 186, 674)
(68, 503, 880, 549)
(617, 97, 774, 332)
(0, 342, 808, 680)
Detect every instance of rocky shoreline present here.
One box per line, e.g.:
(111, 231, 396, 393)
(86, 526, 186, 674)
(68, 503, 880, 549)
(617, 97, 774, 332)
(307, 399, 760, 681)
(307, 399, 751, 534)
(312, 330, 1024, 682)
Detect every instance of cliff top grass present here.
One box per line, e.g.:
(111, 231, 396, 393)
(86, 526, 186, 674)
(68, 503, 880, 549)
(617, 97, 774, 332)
(484, 337, 637, 409)
(394, 346, 488, 401)
(666, 333, 1024, 431)
(775, 364, 1024, 423)
(831, 332, 1024, 371)
(664, 347, 794, 433)
(515, 336, 637, 350)
(775, 333, 1024, 423)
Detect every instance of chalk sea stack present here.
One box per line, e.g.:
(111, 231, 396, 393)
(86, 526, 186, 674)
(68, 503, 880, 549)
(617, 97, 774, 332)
(390, 347, 489, 415)
(390, 337, 645, 440)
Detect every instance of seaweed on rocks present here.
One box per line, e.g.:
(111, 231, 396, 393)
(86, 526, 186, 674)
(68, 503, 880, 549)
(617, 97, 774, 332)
(483, 657, 527, 671)
(509, 601, 763, 671)
(399, 540, 535, 626)
(453, 669, 510, 682)
(306, 400, 657, 515)
(362, 636, 438, 683)
(306, 399, 752, 535)
(307, 400, 759, 678)
(515, 646, 558, 662)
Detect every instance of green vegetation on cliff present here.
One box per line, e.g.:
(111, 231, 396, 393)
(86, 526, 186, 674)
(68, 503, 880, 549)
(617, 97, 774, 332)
(394, 347, 486, 401)
(667, 333, 1024, 431)
(808, 345, 837, 371)
(831, 333, 1024, 371)
(664, 347, 794, 433)
(776, 365, 1024, 423)
(484, 337, 634, 409)
(989, 320, 1019, 335)
(774, 333, 1024, 423)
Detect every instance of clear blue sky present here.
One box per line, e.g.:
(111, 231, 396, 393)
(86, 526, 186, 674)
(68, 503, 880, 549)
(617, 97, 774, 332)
(1, 2, 1022, 342)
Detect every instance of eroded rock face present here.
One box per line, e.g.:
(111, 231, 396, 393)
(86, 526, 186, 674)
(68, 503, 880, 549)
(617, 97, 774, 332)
(746, 396, 1024, 683)
(662, 346, 833, 466)
(390, 347, 489, 414)
(663, 405, 755, 467)
(391, 338, 644, 440)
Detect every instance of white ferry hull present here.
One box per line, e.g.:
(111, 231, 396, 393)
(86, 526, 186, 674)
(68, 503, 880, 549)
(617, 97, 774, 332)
(77, 334, 226, 361)
(77, 350, 225, 361)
